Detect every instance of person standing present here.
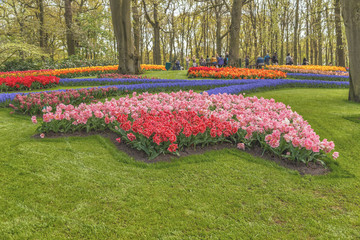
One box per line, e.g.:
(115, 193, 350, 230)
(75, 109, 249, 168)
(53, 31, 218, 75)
(211, 55, 217, 66)
(218, 55, 224, 67)
(224, 52, 229, 66)
(264, 53, 270, 65)
(256, 56, 265, 69)
(192, 56, 197, 67)
(272, 53, 278, 65)
(302, 58, 308, 65)
(186, 57, 190, 70)
(199, 56, 206, 66)
(206, 56, 211, 66)
(245, 56, 250, 68)
(286, 53, 294, 65)
(175, 59, 180, 70)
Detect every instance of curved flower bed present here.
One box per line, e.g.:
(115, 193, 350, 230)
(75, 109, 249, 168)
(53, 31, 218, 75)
(287, 73, 349, 81)
(9, 87, 118, 115)
(0, 65, 118, 78)
(34, 91, 338, 163)
(267, 65, 347, 74)
(1, 78, 349, 105)
(188, 67, 287, 79)
(141, 64, 166, 71)
(59, 78, 174, 86)
(0, 64, 166, 78)
(0, 76, 60, 92)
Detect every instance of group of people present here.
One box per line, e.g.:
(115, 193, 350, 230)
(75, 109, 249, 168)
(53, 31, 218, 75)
(244, 52, 310, 68)
(245, 53, 279, 69)
(183, 53, 230, 69)
(174, 52, 311, 70)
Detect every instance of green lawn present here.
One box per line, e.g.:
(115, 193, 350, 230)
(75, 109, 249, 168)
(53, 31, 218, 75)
(144, 70, 190, 79)
(1, 88, 360, 239)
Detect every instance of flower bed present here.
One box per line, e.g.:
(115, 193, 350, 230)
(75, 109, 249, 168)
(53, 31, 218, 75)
(267, 65, 347, 74)
(287, 73, 349, 81)
(206, 79, 349, 95)
(58, 78, 175, 86)
(9, 87, 118, 115)
(141, 64, 166, 71)
(0, 65, 118, 78)
(188, 67, 287, 79)
(34, 91, 338, 163)
(0, 78, 349, 105)
(0, 76, 60, 92)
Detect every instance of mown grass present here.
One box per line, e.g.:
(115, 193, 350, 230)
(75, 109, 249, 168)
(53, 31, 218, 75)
(144, 70, 190, 79)
(0, 88, 360, 239)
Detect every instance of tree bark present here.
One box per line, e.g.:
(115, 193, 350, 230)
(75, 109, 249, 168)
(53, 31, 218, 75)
(306, 0, 310, 61)
(293, 0, 300, 65)
(250, 2, 258, 58)
(325, 5, 334, 65)
(341, 0, 360, 102)
(228, 0, 243, 67)
(38, 0, 46, 50)
(216, 12, 222, 55)
(64, 0, 75, 56)
(213, 0, 223, 55)
(132, 0, 141, 73)
(110, 0, 139, 74)
(153, 4, 161, 64)
(317, 0, 323, 65)
(335, 0, 345, 66)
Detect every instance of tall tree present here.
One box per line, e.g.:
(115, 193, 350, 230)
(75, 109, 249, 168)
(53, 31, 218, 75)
(64, 0, 75, 56)
(109, 0, 139, 74)
(132, 0, 141, 69)
(317, 0, 323, 65)
(293, 0, 300, 64)
(341, 0, 360, 102)
(37, 0, 46, 51)
(228, 0, 244, 66)
(142, 0, 162, 64)
(335, 0, 345, 66)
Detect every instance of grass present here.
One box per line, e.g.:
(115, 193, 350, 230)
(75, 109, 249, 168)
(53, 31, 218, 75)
(1, 88, 360, 239)
(144, 70, 191, 79)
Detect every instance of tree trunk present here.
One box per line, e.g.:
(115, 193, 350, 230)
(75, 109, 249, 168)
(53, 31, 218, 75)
(110, 0, 139, 74)
(325, 5, 333, 65)
(293, 0, 300, 65)
(317, 0, 323, 65)
(335, 0, 345, 66)
(250, 3, 258, 58)
(341, 0, 360, 101)
(153, 3, 161, 65)
(38, 0, 46, 50)
(216, 12, 222, 55)
(64, 0, 75, 56)
(306, 0, 310, 61)
(132, 0, 141, 73)
(228, 0, 243, 66)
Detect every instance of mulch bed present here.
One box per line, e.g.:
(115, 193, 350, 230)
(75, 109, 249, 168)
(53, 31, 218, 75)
(34, 131, 330, 176)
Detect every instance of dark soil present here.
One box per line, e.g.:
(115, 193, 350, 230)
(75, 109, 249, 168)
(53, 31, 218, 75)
(34, 131, 330, 176)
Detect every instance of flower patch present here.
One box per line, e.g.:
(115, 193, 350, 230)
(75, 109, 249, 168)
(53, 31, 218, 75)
(0, 76, 59, 92)
(0, 66, 118, 78)
(267, 65, 347, 75)
(34, 90, 338, 163)
(141, 64, 166, 71)
(10, 87, 118, 115)
(187, 67, 287, 79)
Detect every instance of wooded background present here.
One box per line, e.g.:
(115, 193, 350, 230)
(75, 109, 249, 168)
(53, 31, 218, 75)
(0, 0, 349, 67)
